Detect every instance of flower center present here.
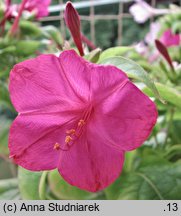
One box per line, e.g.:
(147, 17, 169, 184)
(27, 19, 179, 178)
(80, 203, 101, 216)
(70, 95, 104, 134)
(53, 105, 93, 151)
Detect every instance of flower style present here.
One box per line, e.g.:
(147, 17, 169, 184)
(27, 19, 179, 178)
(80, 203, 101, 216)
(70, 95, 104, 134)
(160, 29, 180, 47)
(9, 50, 157, 192)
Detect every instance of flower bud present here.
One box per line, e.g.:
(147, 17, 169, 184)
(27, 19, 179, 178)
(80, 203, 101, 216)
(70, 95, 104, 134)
(64, 1, 84, 56)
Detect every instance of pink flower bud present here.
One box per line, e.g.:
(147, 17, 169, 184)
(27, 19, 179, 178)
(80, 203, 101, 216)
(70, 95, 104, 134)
(64, 1, 84, 56)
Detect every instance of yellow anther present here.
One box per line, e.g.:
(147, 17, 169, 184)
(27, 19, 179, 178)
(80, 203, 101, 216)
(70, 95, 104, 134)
(66, 129, 76, 135)
(54, 143, 60, 150)
(65, 135, 73, 144)
(78, 119, 86, 127)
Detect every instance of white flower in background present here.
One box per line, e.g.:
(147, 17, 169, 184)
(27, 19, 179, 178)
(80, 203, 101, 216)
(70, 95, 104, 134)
(134, 41, 149, 56)
(145, 22, 161, 45)
(173, 61, 181, 71)
(129, 0, 169, 24)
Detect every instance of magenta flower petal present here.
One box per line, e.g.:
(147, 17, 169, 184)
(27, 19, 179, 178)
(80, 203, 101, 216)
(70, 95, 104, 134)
(9, 53, 87, 113)
(9, 50, 157, 192)
(9, 113, 75, 171)
(25, 0, 51, 18)
(90, 81, 157, 151)
(58, 133, 125, 192)
(160, 29, 180, 47)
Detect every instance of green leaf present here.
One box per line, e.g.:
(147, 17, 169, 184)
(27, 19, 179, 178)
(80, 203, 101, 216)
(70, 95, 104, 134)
(98, 46, 133, 62)
(0, 46, 16, 55)
(0, 178, 19, 200)
(48, 169, 97, 200)
(42, 26, 63, 47)
(172, 21, 181, 33)
(104, 175, 123, 200)
(100, 56, 164, 103)
(39, 171, 48, 200)
(18, 167, 43, 200)
(0, 178, 18, 194)
(0, 81, 14, 110)
(143, 82, 181, 108)
(16, 40, 40, 56)
(19, 20, 42, 37)
(84, 48, 102, 63)
(0, 189, 20, 200)
(170, 121, 181, 144)
(0, 116, 12, 154)
(117, 161, 181, 200)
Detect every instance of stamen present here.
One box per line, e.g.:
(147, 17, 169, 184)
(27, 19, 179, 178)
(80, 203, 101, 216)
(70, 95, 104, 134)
(66, 129, 76, 135)
(78, 119, 86, 126)
(65, 135, 73, 144)
(54, 143, 60, 150)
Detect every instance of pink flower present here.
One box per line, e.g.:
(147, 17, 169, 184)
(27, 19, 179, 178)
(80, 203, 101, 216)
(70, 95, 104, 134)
(64, 2, 84, 56)
(9, 50, 157, 192)
(25, 0, 51, 19)
(160, 29, 180, 47)
(129, 0, 169, 24)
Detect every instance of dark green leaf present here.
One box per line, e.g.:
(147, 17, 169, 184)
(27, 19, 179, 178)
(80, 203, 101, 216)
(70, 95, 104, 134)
(118, 161, 181, 200)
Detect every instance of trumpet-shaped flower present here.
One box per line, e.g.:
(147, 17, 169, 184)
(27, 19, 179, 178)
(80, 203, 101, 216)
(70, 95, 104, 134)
(9, 50, 157, 192)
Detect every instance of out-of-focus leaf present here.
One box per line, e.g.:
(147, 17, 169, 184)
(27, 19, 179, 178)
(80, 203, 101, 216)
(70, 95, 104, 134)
(19, 20, 42, 37)
(104, 175, 123, 200)
(39, 171, 48, 200)
(84, 48, 101, 63)
(42, 26, 63, 46)
(48, 169, 97, 200)
(0, 81, 13, 110)
(0, 116, 12, 154)
(0, 178, 18, 193)
(164, 145, 181, 161)
(143, 82, 181, 108)
(172, 21, 181, 33)
(98, 46, 133, 62)
(117, 161, 181, 200)
(0, 178, 19, 200)
(0, 189, 20, 200)
(170, 121, 181, 144)
(100, 56, 164, 103)
(18, 167, 43, 200)
(0, 46, 16, 55)
(16, 40, 40, 56)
